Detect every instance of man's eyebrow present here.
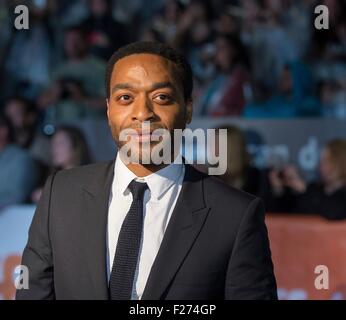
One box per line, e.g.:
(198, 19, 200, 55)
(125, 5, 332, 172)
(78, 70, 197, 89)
(111, 82, 176, 94)
(150, 81, 175, 91)
(111, 83, 135, 94)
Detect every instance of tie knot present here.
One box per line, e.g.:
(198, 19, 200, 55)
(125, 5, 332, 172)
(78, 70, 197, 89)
(128, 180, 148, 200)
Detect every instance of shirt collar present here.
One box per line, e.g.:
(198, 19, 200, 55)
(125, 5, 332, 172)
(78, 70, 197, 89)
(113, 154, 184, 201)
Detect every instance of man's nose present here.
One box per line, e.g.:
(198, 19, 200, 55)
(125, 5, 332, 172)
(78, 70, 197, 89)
(131, 96, 155, 122)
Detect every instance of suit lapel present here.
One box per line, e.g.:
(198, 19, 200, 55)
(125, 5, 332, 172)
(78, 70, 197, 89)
(142, 165, 210, 299)
(81, 161, 115, 299)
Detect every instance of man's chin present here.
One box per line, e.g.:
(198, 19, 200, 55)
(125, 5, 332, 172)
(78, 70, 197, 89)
(118, 146, 154, 165)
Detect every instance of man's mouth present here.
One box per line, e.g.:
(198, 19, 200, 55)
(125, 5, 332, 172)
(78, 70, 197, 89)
(131, 132, 152, 142)
(127, 130, 163, 142)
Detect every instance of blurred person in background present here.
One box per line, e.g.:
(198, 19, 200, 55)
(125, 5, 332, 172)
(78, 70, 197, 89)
(196, 33, 250, 116)
(54, 0, 90, 29)
(4, 96, 51, 165)
(173, 0, 215, 85)
(310, 0, 346, 119)
(37, 25, 106, 122)
(319, 79, 346, 119)
(4, 96, 40, 149)
(51, 126, 91, 170)
(149, 0, 184, 44)
(3, 0, 55, 100)
(243, 61, 321, 118)
(139, 26, 165, 43)
(0, 113, 38, 210)
(240, 0, 301, 100)
(310, 0, 345, 63)
(81, 0, 129, 60)
(268, 139, 346, 219)
(212, 125, 269, 198)
(214, 9, 241, 37)
(111, 0, 163, 33)
(31, 125, 91, 203)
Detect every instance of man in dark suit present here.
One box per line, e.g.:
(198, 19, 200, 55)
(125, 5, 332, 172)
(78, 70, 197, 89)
(16, 42, 277, 300)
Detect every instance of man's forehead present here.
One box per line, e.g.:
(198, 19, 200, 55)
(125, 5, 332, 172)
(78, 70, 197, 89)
(112, 53, 177, 78)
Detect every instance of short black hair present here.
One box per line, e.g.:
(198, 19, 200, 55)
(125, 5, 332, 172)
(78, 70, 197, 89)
(105, 41, 193, 102)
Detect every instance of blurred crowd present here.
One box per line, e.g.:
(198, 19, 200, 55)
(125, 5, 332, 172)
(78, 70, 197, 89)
(0, 0, 346, 217)
(0, 0, 345, 119)
(210, 126, 346, 220)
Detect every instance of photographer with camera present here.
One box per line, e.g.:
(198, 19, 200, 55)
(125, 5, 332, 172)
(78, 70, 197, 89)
(267, 139, 346, 220)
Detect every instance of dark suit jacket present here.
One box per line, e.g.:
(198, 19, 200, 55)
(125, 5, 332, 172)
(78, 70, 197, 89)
(16, 161, 277, 300)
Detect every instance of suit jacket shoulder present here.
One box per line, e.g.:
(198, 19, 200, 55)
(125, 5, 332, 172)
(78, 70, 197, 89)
(188, 165, 259, 223)
(52, 160, 115, 190)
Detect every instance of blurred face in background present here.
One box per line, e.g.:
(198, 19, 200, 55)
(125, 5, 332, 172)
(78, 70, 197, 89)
(263, 0, 282, 14)
(90, 0, 108, 17)
(64, 30, 88, 60)
(189, 1, 208, 21)
(319, 146, 345, 186)
(212, 127, 248, 179)
(187, 1, 211, 44)
(242, 0, 261, 22)
(5, 100, 26, 129)
(4, 99, 33, 129)
(215, 37, 236, 72)
(216, 13, 239, 35)
(164, 0, 180, 23)
(51, 130, 76, 169)
(226, 130, 248, 177)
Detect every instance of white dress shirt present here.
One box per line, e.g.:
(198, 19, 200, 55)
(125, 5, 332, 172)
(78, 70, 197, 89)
(107, 154, 185, 300)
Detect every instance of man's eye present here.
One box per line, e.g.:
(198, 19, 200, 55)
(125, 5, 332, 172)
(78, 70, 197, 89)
(117, 94, 133, 103)
(154, 94, 172, 102)
(119, 95, 131, 101)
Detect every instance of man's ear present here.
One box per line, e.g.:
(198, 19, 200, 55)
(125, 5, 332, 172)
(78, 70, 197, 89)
(106, 98, 110, 124)
(186, 99, 193, 124)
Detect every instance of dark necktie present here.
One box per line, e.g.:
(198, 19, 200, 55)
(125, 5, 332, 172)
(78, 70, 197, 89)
(109, 180, 148, 300)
